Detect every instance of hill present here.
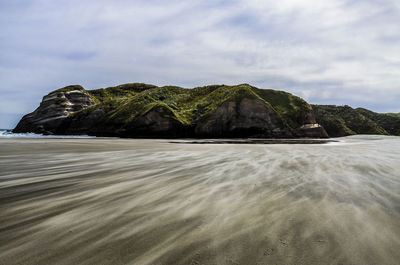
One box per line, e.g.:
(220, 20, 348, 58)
(312, 105, 400, 137)
(13, 83, 328, 138)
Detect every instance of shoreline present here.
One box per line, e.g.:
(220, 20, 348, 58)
(1, 129, 334, 144)
(169, 139, 336, 144)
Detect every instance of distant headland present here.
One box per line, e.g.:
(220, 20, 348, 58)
(13, 83, 400, 138)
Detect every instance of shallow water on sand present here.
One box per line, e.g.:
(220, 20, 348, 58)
(0, 135, 399, 265)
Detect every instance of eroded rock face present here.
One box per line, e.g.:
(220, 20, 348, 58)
(195, 98, 292, 137)
(301, 112, 317, 124)
(61, 108, 105, 135)
(13, 87, 94, 134)
(295, 123, 329, 138)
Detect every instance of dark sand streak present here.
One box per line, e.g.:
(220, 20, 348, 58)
(0, 136, 400, 265)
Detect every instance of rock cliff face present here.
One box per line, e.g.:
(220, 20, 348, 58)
(14, 85, 94, 134)
(123, 105, 187, 137)
(14, 83, 328, 138)
(195, 98, 290, 137)
(296, 124, 329, 138)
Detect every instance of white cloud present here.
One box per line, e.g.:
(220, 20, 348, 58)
(0, 0, 399, 127)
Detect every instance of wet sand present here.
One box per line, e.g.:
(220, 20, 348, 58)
(0, 136, 400, 265)
(169, 139, 336, 144)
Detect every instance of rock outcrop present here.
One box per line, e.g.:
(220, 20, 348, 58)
(13, 85, 94, 134)
(195, 98, 291, 137)
(295, 123, 329, 138)
(14, 83, 329, 138)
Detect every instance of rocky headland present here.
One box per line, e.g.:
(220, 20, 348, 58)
(13, 83, 400, 138)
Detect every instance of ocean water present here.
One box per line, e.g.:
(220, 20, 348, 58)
(0, 129, 96, 138)
(0, 135, 399, 265)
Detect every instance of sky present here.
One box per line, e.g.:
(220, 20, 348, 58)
(0, 0, 399, 128)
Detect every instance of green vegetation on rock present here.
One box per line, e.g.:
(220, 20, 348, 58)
(19, 82, 400, 138)
(312, 105, 400, 137)
(83, 83, 314, 129)
(386, 113, 400, 118)
(15, 83, 327, 138)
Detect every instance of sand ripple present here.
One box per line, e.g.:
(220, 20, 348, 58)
(0, 136, 400, 265)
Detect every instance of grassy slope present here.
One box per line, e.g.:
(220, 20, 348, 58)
(43, 83, 400, 137)
(74, 83, 313, 130)
(386, 113, 400, 117)
(312, 105, 400, 136)
(251, 87, 312, 128)
(356, 108, 400, 136)
(53, 83, 400, 137)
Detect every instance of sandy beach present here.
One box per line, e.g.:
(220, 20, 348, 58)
(0, 136, 400, 265)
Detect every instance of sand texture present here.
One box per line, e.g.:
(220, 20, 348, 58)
(0, 136, 400, 265)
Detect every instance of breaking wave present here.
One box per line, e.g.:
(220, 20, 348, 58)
(0, 129, 95, 138)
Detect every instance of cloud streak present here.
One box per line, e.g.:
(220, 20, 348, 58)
(0, 0, 399, 128)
